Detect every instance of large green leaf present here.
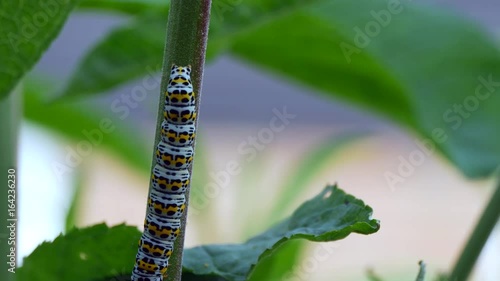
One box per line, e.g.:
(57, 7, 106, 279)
(58, 16, 167, 99)
(238, 132, 368, 237)
(57, 0, 235, 99)
(0, 0, 79, 99)
(56, 15, 227, 99)
(182, 185, 379, 281)
(17, 224, 138, 281)
(246, 240, 304, 281)
(18, 185, 378, 281)
(228, 0, 500, 178)
(58, 0, 500, 178)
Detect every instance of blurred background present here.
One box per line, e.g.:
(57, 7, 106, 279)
(18, 0, 500, 280)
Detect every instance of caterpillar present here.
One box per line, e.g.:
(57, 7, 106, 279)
(131, 65, 196, 281)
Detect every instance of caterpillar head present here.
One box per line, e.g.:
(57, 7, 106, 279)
(171, 64, 191, 76)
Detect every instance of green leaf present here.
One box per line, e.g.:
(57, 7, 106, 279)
(227, 0, 500, 178)
(58, 17, 167, 99)
(79, 0, 168, 15)
(60, 0, 500, 178)
(58, 1, 230, 100)
(243, 133, 369, 280)
(0, 0, 79, 99)
(18, 186, 378, 281)
(237, 132, 368, 237)
(246, 240, 304, 281)
(17, 224, 139, 281)
(182, 273, 226, 281)
(65, 171, 84, 233)
(24, 78, 150, 173)
(183, 185, 379, 281)
(57, 14, 226, 100)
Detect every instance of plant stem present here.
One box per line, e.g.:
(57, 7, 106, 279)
(152, 1, 212, 281)
(366, 268, 384, 281)
(0, 86, 22, 281)
(415, 261, 426, 281)
(448, 180, 500, 281)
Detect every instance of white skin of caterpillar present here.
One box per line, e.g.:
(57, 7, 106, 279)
(160, 121, 196, 147)
(132, 65, 195, 281)
(138, 233, 175, 258)
(163, 105, 197, 125)
(151, 165, 190, 194)
(155, 142, 194, 170)
(148, 189, 186, 219)
(144, 213, 182, 241)
(165, 90, 195, 107)
(134, 251, 168, 275)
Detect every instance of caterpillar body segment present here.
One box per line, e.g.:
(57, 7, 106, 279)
(155, 142, 194, 170)
(138, 234, 174, 258)
(160, 121, 196, 147)
(132, 65, 196, 281)
(143, 213, 182, 241)
(148, 189, 186, 218)
(134, 251, 167, 275)
(151, 166, 190, 194)
(163, 105, 197, 124)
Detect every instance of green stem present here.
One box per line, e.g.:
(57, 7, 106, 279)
(366, 268, 384, 281)
(448, 180, 500, 281)
(151, 1, 212, 281)
(65, 170, 84, 233)
(415, 261, 426, 281)
(0, 85, 22, 281)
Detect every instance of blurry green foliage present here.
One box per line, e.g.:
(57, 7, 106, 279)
(18, 186, 379, 281)
(2, 0, 499, 177)
(2, 0, 500, 281)
(58, 0, 500, 178)
(0, 0, 79, 99)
